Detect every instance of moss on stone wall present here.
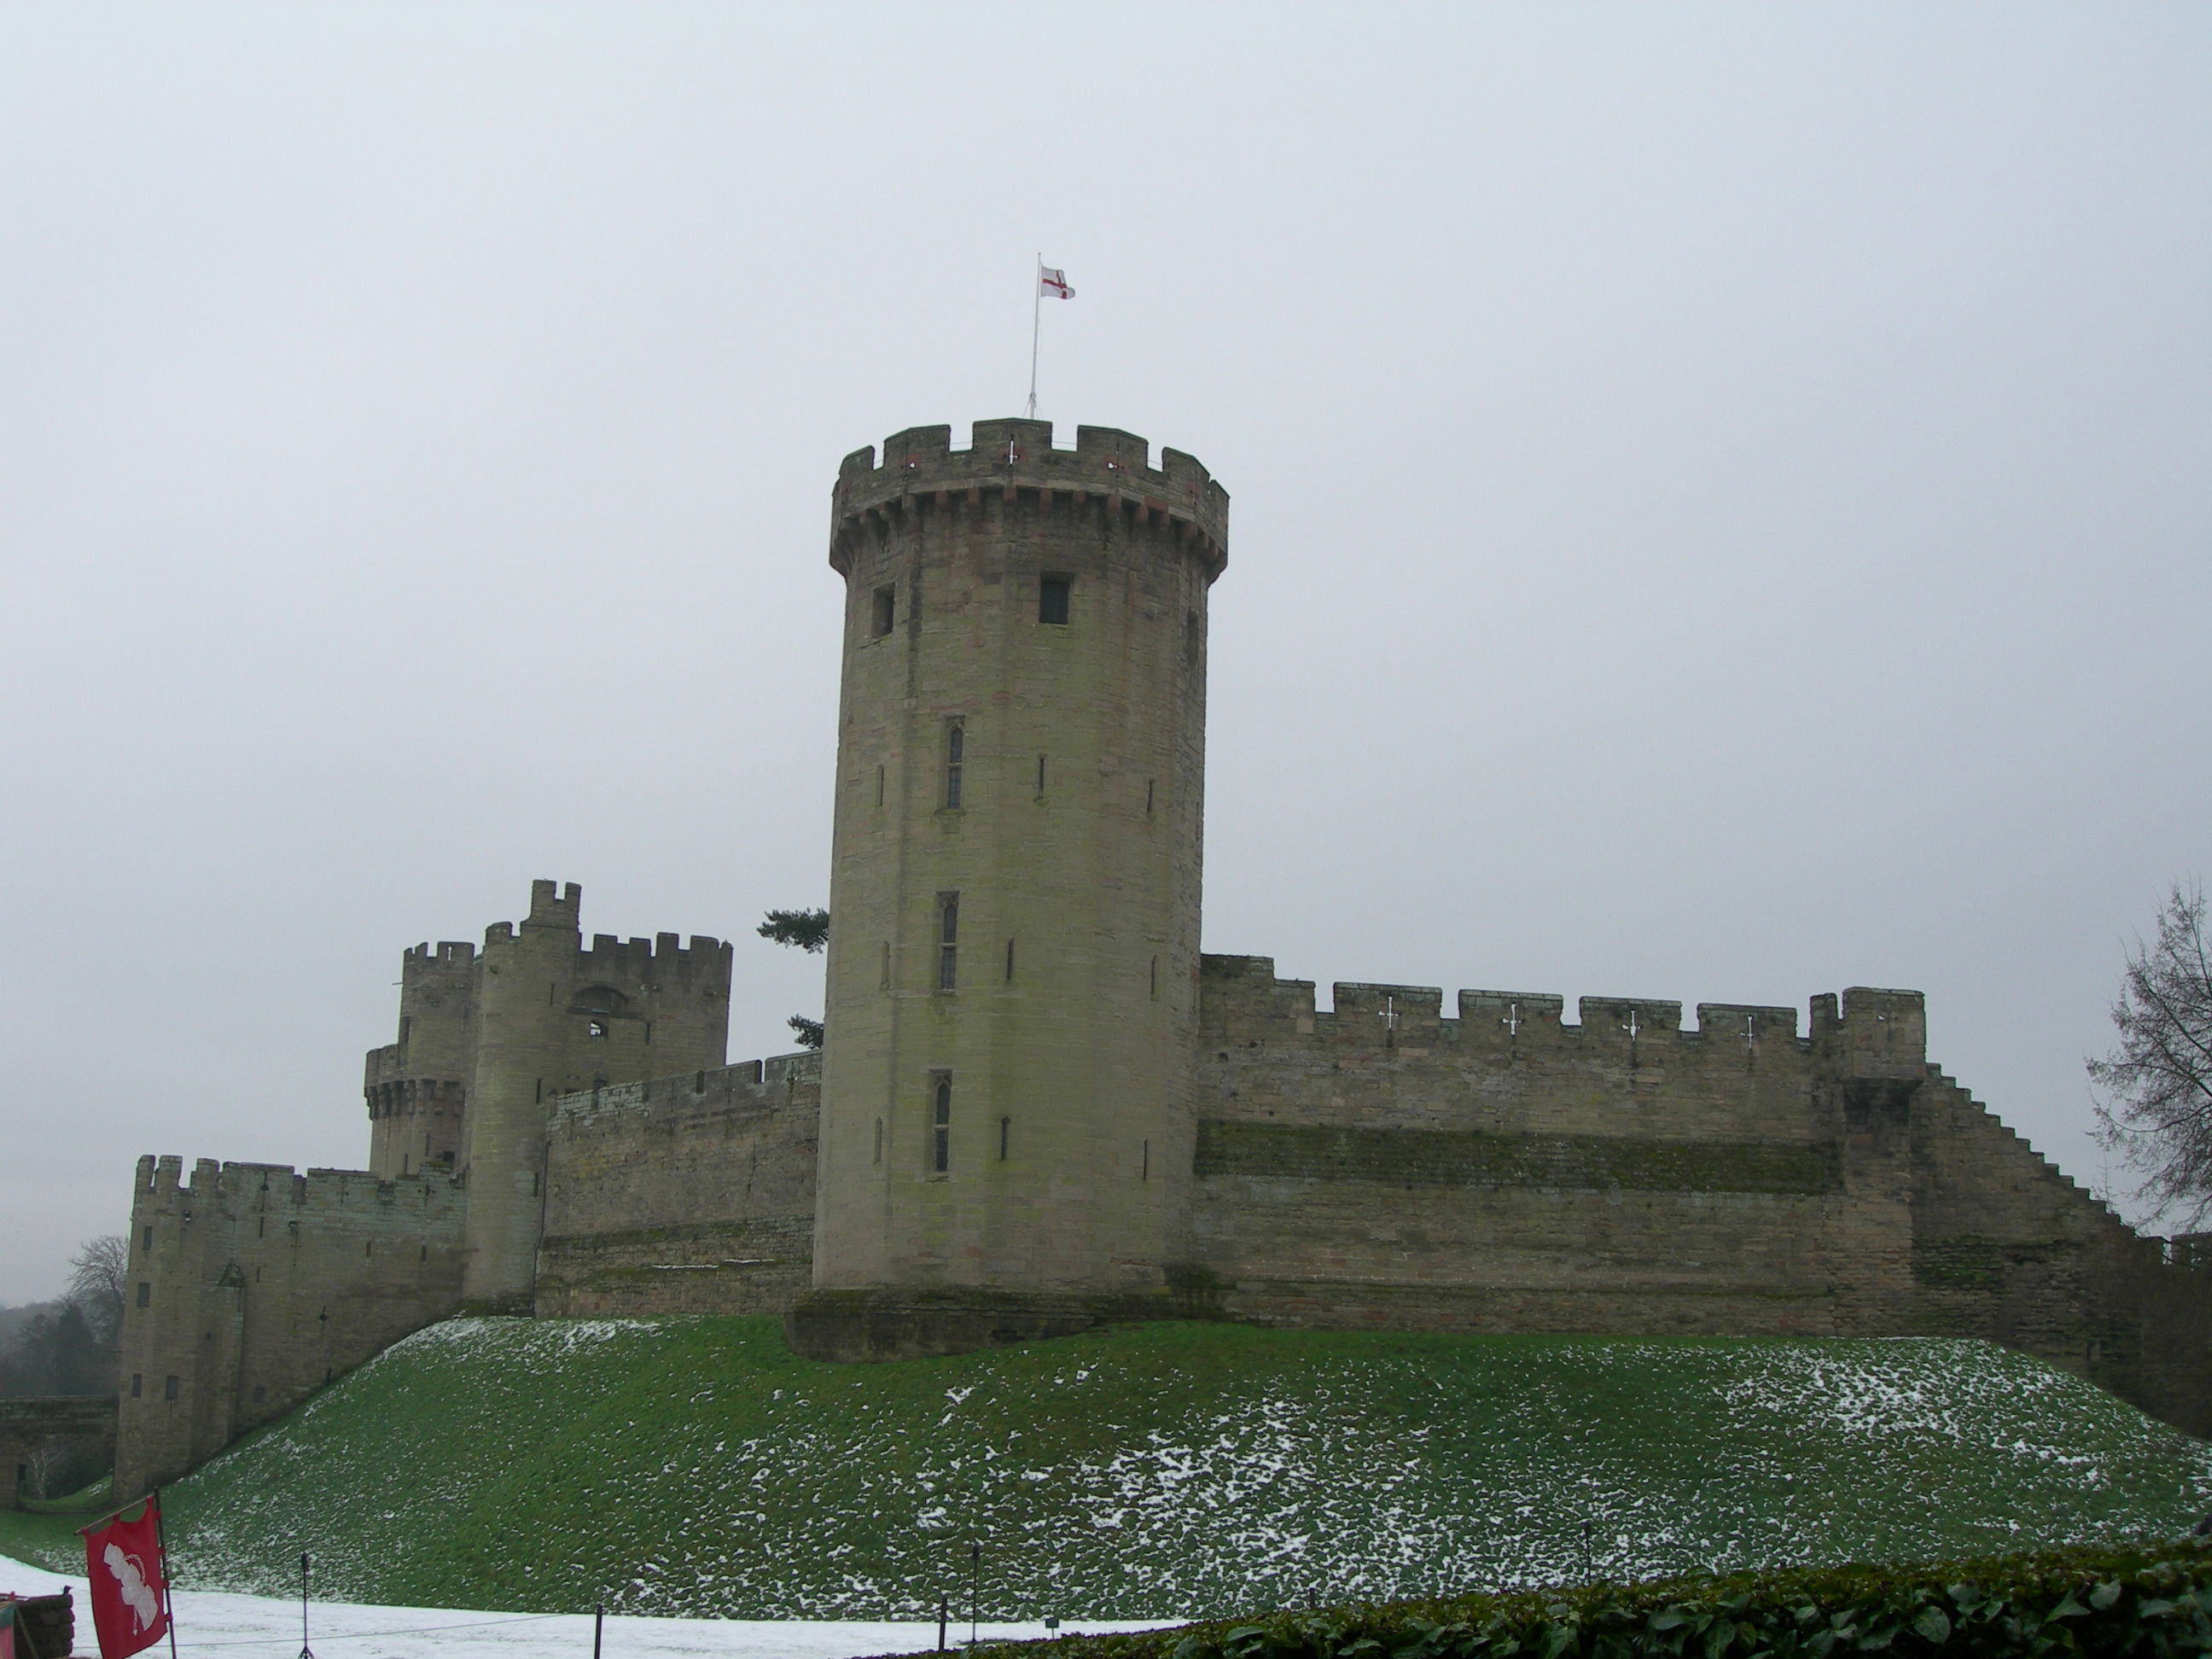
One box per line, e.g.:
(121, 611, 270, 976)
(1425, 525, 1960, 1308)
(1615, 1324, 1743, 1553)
(1912, 1235, 2011, 1290)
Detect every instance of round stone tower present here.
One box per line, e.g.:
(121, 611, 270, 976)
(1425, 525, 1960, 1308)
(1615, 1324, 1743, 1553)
(787, 417, 1229, 1361)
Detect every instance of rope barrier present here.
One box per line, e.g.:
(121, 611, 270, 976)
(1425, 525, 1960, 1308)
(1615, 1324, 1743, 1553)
(170, 1612, 570, 1647)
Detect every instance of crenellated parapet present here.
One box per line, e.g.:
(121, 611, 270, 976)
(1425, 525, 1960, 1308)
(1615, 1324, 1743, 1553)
(549, 1051, 818, 1128)
(1202, 958, 1928, 1051)
(1811, 986, 1928, 1080)
(830, 420, 1229, 579)
(579, 931, 731, 981)
(1199, 955, 1812, 1057)
(131, 1154, 467, 1221)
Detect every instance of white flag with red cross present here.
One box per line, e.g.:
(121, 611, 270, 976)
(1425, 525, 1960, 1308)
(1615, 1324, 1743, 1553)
(1038, 265, 1074, 300)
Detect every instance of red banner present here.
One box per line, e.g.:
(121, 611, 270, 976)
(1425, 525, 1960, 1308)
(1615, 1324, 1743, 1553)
(84, 1500, 170, 1659)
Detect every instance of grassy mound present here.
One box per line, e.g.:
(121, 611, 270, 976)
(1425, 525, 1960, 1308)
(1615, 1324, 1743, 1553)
(42, 1319, 2212, 1621)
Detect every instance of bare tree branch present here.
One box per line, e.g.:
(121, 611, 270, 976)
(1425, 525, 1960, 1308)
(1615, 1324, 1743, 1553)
(2092, 882, 2212, 1230)
(66, 1235, 127, 1351)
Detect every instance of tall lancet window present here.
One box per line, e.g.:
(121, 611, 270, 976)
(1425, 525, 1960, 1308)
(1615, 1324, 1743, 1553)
(932, 1076, 952, 1173)
(938, 894, 959, 989)
(944, 721, 965, 808)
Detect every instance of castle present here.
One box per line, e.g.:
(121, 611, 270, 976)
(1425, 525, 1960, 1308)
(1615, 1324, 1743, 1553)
(110, 418, 2212, 1504)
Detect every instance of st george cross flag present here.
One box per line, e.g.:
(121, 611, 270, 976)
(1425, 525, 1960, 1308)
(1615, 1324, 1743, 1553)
(1039, 265, 1074, 300)
(84, 1500, 170, 1659)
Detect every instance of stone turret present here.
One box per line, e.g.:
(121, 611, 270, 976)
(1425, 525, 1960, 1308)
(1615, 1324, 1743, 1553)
(458, 880, 585, 1308)
(788, 418, 1229, 1359)
(364, 940, 477, 1179)
(458, 881, 735, 1310)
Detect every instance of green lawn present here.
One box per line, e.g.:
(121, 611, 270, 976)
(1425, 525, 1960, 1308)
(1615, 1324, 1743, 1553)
(0, 1476, 115, 1577)
(15, 1319, 2207, 1622)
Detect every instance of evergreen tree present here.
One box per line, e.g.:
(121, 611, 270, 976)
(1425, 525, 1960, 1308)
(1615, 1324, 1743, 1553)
(761, 906, 829, 1050)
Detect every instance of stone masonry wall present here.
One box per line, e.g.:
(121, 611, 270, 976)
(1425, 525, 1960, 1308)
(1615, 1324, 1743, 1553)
(1187, 956, 1868, 1334)
(0, 1397, 116, 1510)
(1909, 1069, 2212, 1433)
(122, 953, 2212, 1491)
(1183, 953, 2212, 1432)
(113, 1156, 464, 1500)
(535, 1053, 819, 1317)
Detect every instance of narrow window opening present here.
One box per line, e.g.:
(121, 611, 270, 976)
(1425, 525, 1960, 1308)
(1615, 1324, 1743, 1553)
(876, 765, 886, 809)
(1036, 754, 1046, 795)
(257, 1217, 265, 1237)
(644, 1021, 653, 1044)
(1039, 575, 1071, 625)
(1150, 955, 1159, 1000)
(872, 1117, 884, 1166)
(535, 1079, 544, 1103)
(1145, 779, 1155, 815)
(939, 894, 959, 989)
(136, 1283, 149, 1309)
(945, 723, 964, 808)
(999, 1116, 1011, 1161)
(141, 1225, 153, 1251)
(131, 1374, 142, 1400)
(932, 1077, 952, 1173)
(872, 585, 896, 637)
(164, 1376, 179, 1402)
(1142, 1138, 1150, 1181)
(1184, 609, 1200, 663)
(530, 1172, 539, 1196)
(419, 1244, 428, 1262)
(364, 1241, 373, 1257)
(880, 940, 891, 990)
(695, 1070, 707, 1092)
(1004, 938, 1016, 982)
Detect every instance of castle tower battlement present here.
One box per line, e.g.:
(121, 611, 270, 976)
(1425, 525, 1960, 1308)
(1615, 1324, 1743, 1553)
(832, 421, 1228, 569)
(791, 418, 1228, 1360)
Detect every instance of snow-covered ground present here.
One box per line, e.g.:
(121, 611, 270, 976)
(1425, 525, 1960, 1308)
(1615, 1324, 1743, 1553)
(0, 1552, 1167, 1659)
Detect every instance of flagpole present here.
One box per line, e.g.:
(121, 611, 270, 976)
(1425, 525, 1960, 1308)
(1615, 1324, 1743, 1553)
(76, 1490, 156, 1535)
(153, 1489, 181, 1659)
(1026, 252, 1042, 418)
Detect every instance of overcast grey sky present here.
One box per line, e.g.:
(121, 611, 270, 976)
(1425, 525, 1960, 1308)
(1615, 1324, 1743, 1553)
(3, 3, 2206, 1302)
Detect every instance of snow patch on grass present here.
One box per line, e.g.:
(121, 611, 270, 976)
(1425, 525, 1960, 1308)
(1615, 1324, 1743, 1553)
(154, 1321, 2212, 1624)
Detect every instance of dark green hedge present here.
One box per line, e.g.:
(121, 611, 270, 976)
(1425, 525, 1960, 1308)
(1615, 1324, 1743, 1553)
(968, 1542, 2212, 1659)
